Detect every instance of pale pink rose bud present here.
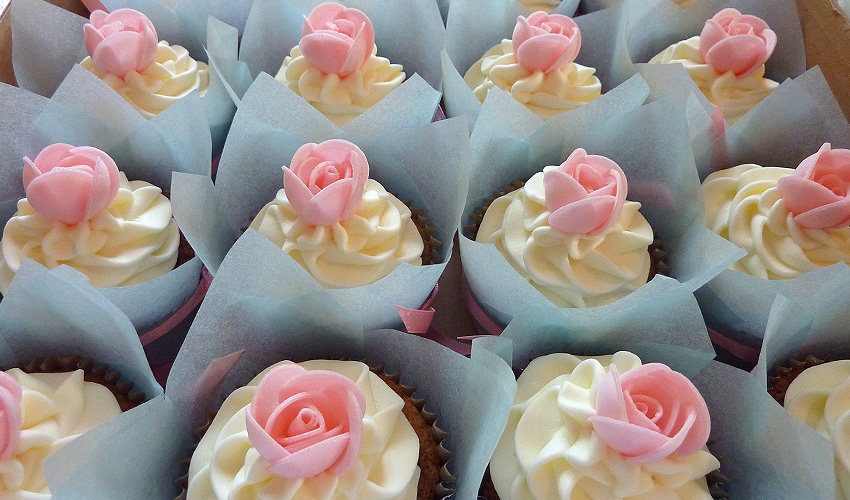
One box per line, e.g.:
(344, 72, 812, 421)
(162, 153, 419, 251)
(283, 139, 369, 226)
(299, 2, 375, 77)
(588, 364, 711, 463)
(777, 143, 850, 229)
(699, 8, 777, 78)
(84, 9, 159, 78)
(23, 144, 121, 225)
(544, 148, 627, 236)
(0, 372, 22, 460)
(245, 364, 366, 478)
(512, 11, 581, 74)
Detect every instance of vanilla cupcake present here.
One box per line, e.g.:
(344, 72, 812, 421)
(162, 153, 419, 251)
(275, 3, 405, 126)
(80, 9, 210, 119)
(647, 8, 779, 124)
(464, 12, 601, 119)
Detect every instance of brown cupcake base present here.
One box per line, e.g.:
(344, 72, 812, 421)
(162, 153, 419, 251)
(767, 354, 831, 405)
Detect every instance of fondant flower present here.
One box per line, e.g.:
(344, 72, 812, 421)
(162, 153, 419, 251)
(299, 2, 375, 77)
(245, 364, 366, 478)
(84, 9, 159, 78)
(777, 143, 850, 229)
(588, 364, 711, 463)
(23, 143, 121, 225)
(544, 148, 627, 236)
(699, 8, 777, 78)
(283, 139, 369, 226)
(0, 372, 22, 460)
(512, 11, 581, 74)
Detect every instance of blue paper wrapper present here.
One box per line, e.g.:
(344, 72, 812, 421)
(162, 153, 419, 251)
(39, 235, 518, 499)
(485, 304, 835, 500)
(171, 73, 469, 330)
(0, 82, 206, 337)
(461, 98, 743, 327)
(10, 0, 248, 152)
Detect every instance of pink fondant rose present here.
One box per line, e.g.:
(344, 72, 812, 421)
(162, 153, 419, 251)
(699, 8, 776, 78)
(0, 372, 22, 460)
(544, 148, 627, 236)
(283, 139, 369, 226)
(23, 144, 121, 225)
(777, 143, 850, 229)
(84, 9, 159, 78)
(245, 364, 366, 478)
(299, 2, 375, 77)
(588, 364, 711, 463)
(512, 12, 581, 74)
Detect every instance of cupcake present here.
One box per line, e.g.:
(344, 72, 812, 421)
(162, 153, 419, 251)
(80, 9, 210, 119)
(472, 148, 659, 308)
(185, 359, 448, 499)
(274, 2, 406, 127)
(463, 12, 601, 119)
(248, 139, 436, 288)
(702, 143, 850, 280)
(487, 351, 721, 499)
(0, 143, 188, 293)
(646, 8, 779, 124)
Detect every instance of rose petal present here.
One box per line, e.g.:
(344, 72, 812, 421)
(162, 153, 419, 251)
(266, 432, 350, 478)
(515, 32, 579, 73)
(283, 166, 318, 216)
(548, 196, 617, 236)
(544, 170, 590, 209)
(792, 198, 850, 229)
(26, 169, 94, 225)
(703, 35, 768, 77)
(301, 178, 356, 226)
(777, 176, 843, 216)
(592, 365, 628, 421)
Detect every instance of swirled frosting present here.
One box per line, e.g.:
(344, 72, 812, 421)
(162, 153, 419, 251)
(186, 360, 420, 500)
(702, 164, 850, 279)
(249, 178, 423, 288)
(516, 0, 561, 12)
(647, 36, 778, 124)
(784, 360, 850, 500)
(476, 172, 653, 308)
(0, 369, 122, 499)
(81, 41, 210, 119)
(0, 172, 179, 292)
(490, 352, 720, 500)
(464, 39, 601, 119)
(275, 46, 405, 127)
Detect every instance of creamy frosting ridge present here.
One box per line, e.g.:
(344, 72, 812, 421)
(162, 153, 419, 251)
(784, 360, 850, 500)
(647, 36, 778, 124)
(186, 360, 421, 500)
(702, 164, 850, 279)
(490, 352, 719, 500)
(250, 178, 423, 288)
(0, 172, 179, 292)
(0, 369, 122, 499)
(464, 39, 601, 119)
(81, 41, 210, 119)
(476, 171, 653, 308)
(275, 46, 405, 127)
(516, 0, 561, 12)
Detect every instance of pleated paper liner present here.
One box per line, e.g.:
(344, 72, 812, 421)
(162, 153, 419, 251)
(175, 360, 454, 500)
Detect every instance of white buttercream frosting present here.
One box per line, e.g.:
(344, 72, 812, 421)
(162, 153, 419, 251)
(275, 45, 405, 127)
(0, 369, 122, 499)
(186, 360, 420, 500)
(249, 178, 423, 288)
(0, 172, 180, 293)
(476, 172, 653, 308)
(464, 39, 601, 119)
(490, 352, 719, 500)
(81, 40, 210, 119)
(647, 36, 778, 124)
(784, 360, 850, 500)
(702, 164, 850, 279)
(516, 0, 561, 12)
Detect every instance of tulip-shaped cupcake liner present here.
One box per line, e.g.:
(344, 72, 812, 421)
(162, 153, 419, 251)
(10, 0, 250, 152)
(232, 0, 445, 126)
(486, 302, 835, 500)
(0, 256, 165, 498)
(41, 240, 518, 500)
(691, 94, 850, 361)
(170, 73, 468, 330)
(443, 2, 646, 130)
(461, 98, 743, 328)
(0, 82, 207, 344)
